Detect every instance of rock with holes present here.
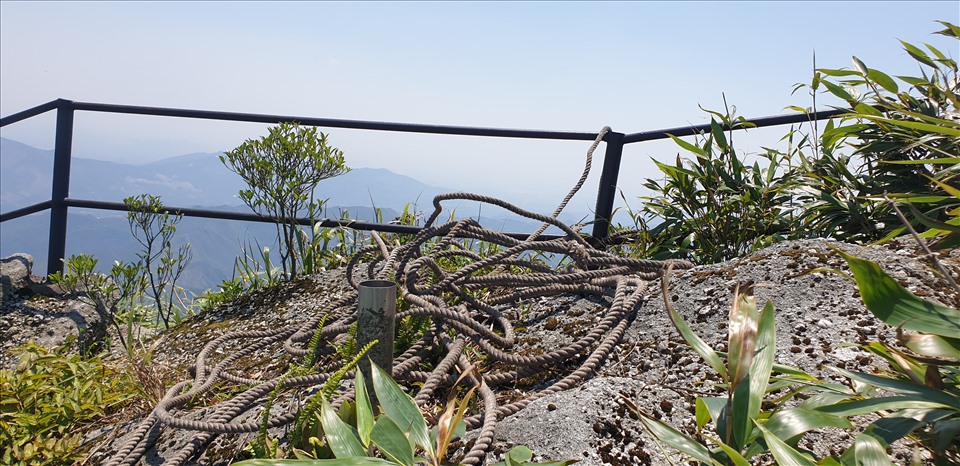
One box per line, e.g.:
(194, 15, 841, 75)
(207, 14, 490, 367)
(0, 253, 108, 368)
(1, 253, 33, 301)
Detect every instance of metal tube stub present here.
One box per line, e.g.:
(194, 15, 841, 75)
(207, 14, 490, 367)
(356, 279, 397, 406)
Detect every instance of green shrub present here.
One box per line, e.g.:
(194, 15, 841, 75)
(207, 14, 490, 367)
(794, 21, 959, 243)
(637, 99, 802, 264)
(124, 194, 193, 328)
(0, 343, 139, 465)
(221, 122, 349, 279)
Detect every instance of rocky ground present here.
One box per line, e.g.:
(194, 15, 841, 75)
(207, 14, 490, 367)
(2, 237, 958, 465)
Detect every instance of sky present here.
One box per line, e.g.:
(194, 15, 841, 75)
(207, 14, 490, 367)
(1, 1, 958, 216)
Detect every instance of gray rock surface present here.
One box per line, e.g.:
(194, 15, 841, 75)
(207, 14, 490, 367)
(0, 253, 108, 368)
(490, 238, 957, 465)
(1, 253, 33, 301)
(20, 239, 957, 465)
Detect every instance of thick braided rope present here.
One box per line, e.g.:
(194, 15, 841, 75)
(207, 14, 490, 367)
(104, 128, 693, 465)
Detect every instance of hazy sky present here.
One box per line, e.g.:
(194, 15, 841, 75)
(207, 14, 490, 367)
(1, 1, 957, 214)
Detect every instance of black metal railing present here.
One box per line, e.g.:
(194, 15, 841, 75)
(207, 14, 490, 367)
(0, 98, 846, 276)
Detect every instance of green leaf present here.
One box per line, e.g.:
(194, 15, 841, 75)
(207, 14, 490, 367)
(667, 133, 707, 157)
(862, 416, 925, 447)
(764, 407, 853, 441)
(354, 371, 375, 446)
(851, 56, 870, 77)
(706, 436, 750, 466)
(880, 157, 960, 165)
(896, 75, 929, 86)
(321, 397, 366, 458)
(901, 330, 960, 360)
(749, 301, 777, 416)
(931, 417, 960, 452)
(836, 371, 960, 407)
(853, 432, 895, 466)
(833, 248, 960, 338)
(853, 103, 883, 117)
(696, 397, 725, 429)
(816, 394, 955, 417)
(664, 291, 727, 381)
(232, 458, 396, 465)
(857, 114, 960, 137)
(899, 40, 937, 68)
(816, 68, 862, 77)
(904, 203, 960, 235)
(371, 363, 433, 458)
(820, 80, 856, 103)
(927, 175, 960, 198)
(754, 422, 818, 466)
(866, 69, 898, 93)
(506, 445, 533, 463)
(370, 416, 415, 466)
(710, 119, 728, 150)
(934, 20, 960, 39)
(635, 412, 719, 464)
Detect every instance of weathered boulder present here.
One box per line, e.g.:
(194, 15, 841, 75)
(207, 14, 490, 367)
(0, 253, 33, 301)
(0, 253, 108, 368)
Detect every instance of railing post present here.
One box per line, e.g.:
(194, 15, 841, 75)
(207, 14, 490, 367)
(47, 99, 74, 277)
(590, 131, 624, 243)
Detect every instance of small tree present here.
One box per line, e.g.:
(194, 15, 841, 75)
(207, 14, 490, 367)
(221, 122, 349, 279)
(124, 194, 192, 328)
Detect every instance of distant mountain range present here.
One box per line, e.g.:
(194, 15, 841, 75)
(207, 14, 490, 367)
(0, 137, 454, 212)
(0, 137, 588, 292)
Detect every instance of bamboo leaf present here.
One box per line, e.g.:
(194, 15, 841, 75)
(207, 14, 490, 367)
(905, 203, 960, 235)
(866, 68, 899, 93)
(232, 459, 397, 466)
(754, 422, 818, 466)
(857, 115, 960, 137)
(853, 432, 896, 466)
(371, 363, 433, 458)
(880, 157, 960, 165)
(635, 412, 719, 464)
(897, 331, 960, 360)
(934, 20, 960, 39)
(899, 40, 937, 68)
(764, 407, 853, 441)
(370, 416, 415, 466)
(852, 56, 869, 77)
(832, 248, 960, 338)
(816, 394, 954, 417)
(662, 273, 727, 381)
(823, 80, 857, 103)
(321, 397, 367, 458)
(667, 133, 707, 157)
(696, 397, 727, 429)
(354, 371, 375, 446)
(817, 68, 862, 77)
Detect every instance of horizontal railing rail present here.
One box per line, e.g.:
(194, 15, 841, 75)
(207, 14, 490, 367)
(1, 98, 843, 276)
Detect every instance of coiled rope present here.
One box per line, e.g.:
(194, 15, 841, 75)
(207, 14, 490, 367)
(104, 127, 692, 466)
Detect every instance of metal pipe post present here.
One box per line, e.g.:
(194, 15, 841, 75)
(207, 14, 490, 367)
(47, 100, 75, 276)
(356, 279, 397, 406)
(590, 131, 625, 243)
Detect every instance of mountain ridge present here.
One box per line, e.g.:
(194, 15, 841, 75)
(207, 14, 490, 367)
(0, 137, 589, 290)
